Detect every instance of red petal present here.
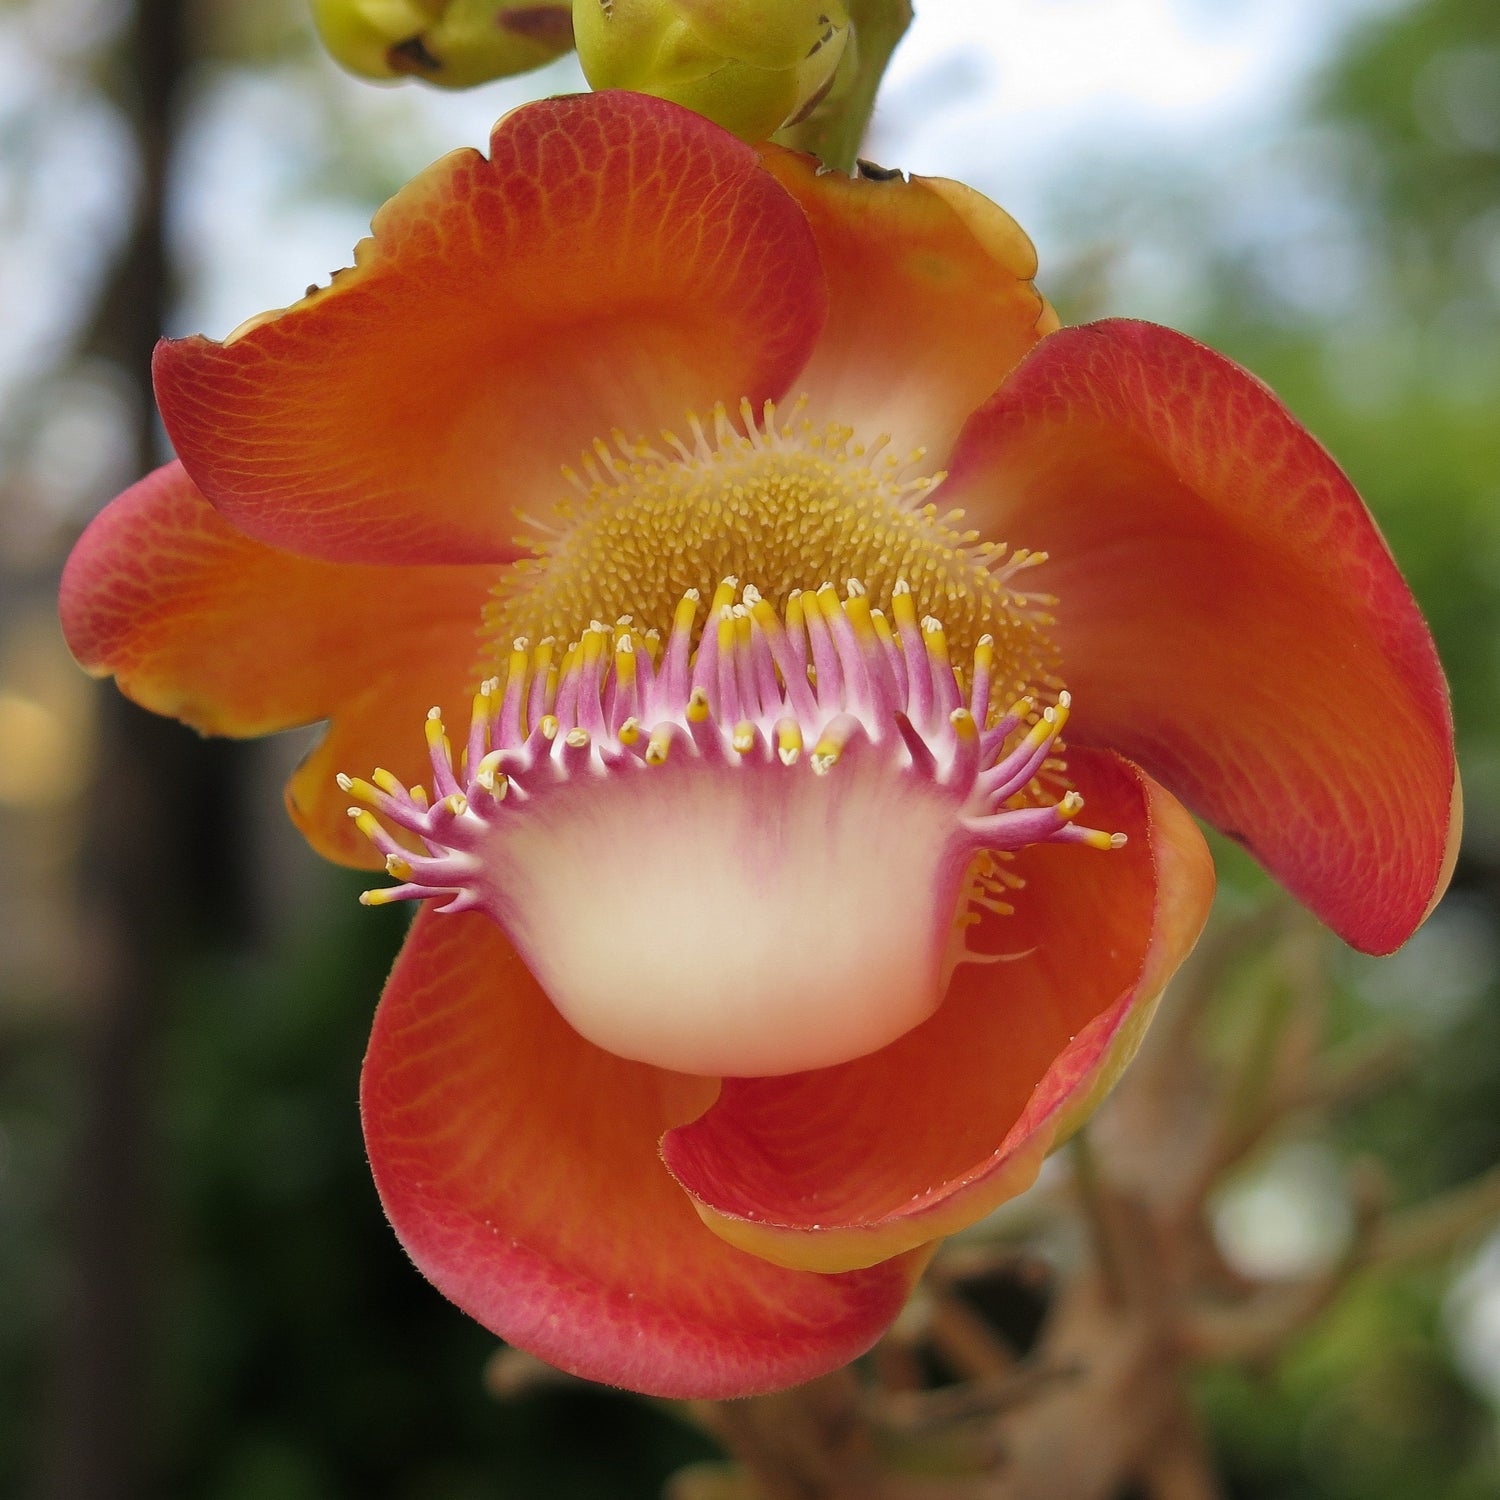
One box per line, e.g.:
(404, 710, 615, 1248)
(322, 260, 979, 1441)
(662, 750, 1213, 1273)
(59, 461, 495, 867)
(156, 93, 826, 566)
(361, 908, 931, 1398)
(761, 147, 1057, 461)
(943, 320, 1456, 954)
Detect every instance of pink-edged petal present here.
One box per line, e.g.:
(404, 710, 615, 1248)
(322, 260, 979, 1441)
(361, 907, 932, 1398)
(662, 749, 1214, 1274)
(58, 460, 495, 736)
(943, 319, 1456, 954)
(155, 92, 826, 566)
(59, 461, 496, 867)
(760, 147, 1057, 461)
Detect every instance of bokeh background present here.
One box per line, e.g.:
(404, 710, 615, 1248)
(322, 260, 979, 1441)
(2, 0, 1500, 1495)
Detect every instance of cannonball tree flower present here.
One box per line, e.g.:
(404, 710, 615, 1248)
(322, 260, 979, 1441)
(60, 91, 1458, 1398)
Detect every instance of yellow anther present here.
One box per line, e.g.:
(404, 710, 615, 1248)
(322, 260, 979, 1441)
(974, 636, 995, 674)
(845, 588, 875, 639)
(1076, 829, 1129, 851)
(385, 853, 413, 881)
(469, 685, 492, 733)
(371, 767, 405, 796)
(507, 638, 530, 686)
(687, 687, 711, 723)
(731, 721, 756, 754)
(750, 594, 783, 637)
(785, 590, 806, 635)
(477, 750, 507, 798)
(891, 579, 918, 632)
(950, 707, 978, 741)
(646, 727, 673, 764)
(350, 809, 384, 844)
(540, 715, 560, 741)
(1057, 791, 1085, 821)
(810, 719, 853, 776)
(673, 590, 701, 638)
(815, 581, 843, 625)
(614, 636, 637, 689)
(921, 616, 951, 667)
(443, 792, 468, 817)
(337, 774, 383, 806)
(358, 888, 401, 907)
(1023, 710, 1058, 750)
(777, 720, 803, 766)
(580, 624, 607, 672)
(618, 717, 641, 746)
(709, 577, 739, 618)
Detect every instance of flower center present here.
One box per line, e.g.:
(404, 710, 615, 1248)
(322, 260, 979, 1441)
(344, 574, 1122, 1079)
(344, 403, 1120, 1078)
(484, 397, 1059, 711)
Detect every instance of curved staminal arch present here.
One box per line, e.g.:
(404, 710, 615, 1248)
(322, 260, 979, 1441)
(342, 580, 1123, 1078)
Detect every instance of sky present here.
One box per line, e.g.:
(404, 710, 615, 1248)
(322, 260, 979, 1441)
(170, 0, 1407, 337)
(0, 0, 1404, 406)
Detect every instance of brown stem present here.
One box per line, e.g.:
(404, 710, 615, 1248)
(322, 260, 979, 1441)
(693, 1369, 889, 1500)
(775, 0, 914, 171)
(1372, 1161, 1500, 1268)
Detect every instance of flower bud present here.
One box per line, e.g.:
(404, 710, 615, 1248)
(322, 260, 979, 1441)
(310, 0, 575, 89)
(572, 0, 850, 141)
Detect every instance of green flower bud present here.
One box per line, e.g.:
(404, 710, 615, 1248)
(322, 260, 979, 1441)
(572, 0, 850, 141)
(310, 0, 575, 89)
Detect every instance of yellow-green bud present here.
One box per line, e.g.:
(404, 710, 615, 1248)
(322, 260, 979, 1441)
(572, 0, 850, 141)
(310, 0, 575, 89)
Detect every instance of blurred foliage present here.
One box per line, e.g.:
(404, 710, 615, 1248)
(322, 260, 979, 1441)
(1174, 1, 1500, 1494)
(139, 876, 715, 1499)
(2, 863, 715, 1497)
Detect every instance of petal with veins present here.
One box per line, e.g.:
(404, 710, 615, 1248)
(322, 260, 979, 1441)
(943, 319, 1455, 954)
(361, 907, 931, 1398)
(760, 147, 1057, 463)
(662, 749, 1214, 1273)
(155, 93, 826, 566)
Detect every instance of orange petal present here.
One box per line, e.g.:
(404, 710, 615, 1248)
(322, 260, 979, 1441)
(759, 146, 1057, 461)
(59, 461, 495, 867)
(156, 92, 826, 566)
(361, 908, 930, 1398)
(662, 750, 1213, 1273)
(943, 319, 1456, 955)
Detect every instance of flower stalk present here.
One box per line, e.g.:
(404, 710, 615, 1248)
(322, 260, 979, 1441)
(776, 0, 914, 170)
